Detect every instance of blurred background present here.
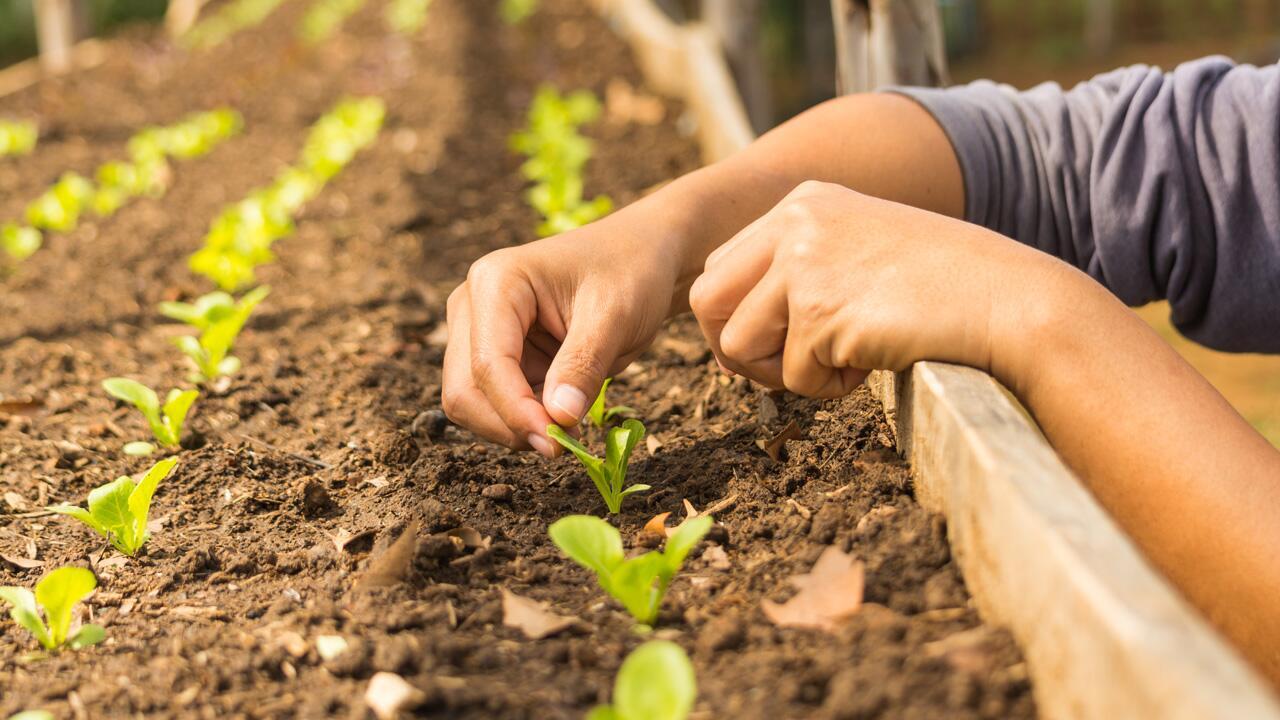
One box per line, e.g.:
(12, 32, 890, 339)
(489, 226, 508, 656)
(3, 0, 1278, 444)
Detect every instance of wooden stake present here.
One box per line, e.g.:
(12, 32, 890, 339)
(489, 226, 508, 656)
(831, 0, 947, 94)
(35, 0, 85, 75)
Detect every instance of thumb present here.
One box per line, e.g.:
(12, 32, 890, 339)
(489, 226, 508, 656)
(542, 314, 627, 427)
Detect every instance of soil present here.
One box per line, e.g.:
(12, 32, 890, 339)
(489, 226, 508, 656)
(0, 1, 1036, 718)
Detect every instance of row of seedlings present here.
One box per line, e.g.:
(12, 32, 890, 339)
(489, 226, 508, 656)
(1, 109, 243, 264)
(0, 99, 386, 719)
(512, 87, 704, 719)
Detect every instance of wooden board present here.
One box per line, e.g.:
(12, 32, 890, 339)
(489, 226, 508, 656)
(593, 1, 1280, 716)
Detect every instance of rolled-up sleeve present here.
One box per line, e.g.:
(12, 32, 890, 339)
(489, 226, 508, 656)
(894, 57, 1280, 353)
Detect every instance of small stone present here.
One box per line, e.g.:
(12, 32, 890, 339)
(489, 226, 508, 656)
(301, 480, 335, 518)
(411, 409, 449, 441)
(419, 497, 461, 532)
(480, 483, 513, 503)
(365, 672, 425, 720)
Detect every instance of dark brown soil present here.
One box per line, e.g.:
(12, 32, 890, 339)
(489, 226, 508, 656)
(0, 1, 1036, 718)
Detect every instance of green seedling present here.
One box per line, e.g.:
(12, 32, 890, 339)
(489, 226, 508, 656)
(547, 419, 649, 514)
(386, 0, 431, 32)
(587, 640, 697, 720)
(25, 172, 93, 232)
(182, 0, 285, 49)
(1, 224, 41, 261)
(0, 120, 38, 156)
(9, 711, 55, 720)
(586, 377, 635, 429)
(102, 378, 198, 454)
(550, 515, 711, 626)
(300, 0, 365, 44)
(163, 286, 269, 382)
(500, 0, 537, 24)
(48, 458, 179, 556)
(0, 566, 105, 652)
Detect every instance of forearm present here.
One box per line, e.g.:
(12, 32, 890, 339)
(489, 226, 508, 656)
(614, 93, 964, 311)
(997, 259, 1280, 683)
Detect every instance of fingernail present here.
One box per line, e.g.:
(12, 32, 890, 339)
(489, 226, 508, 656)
(549, 384, 588, 421)
(528, 433, 555, 458)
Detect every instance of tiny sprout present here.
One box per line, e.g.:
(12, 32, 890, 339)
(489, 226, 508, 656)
(586, 377, 635, 429)
(1, 224, 41, 261)
(49, 458, 179, 556)
(102, 378, 198, 453)
(547, 419, 649, 514)
(587, 640, 697, 720)
(500, 0, 537, 25)
(0, 566, 105, 651)
(162, 286, 269, 382)
(25, 172, 93, 232)
(0, 119, 38, 156)
(550, 515, 712, 626)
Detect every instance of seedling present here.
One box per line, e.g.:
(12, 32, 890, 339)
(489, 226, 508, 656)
(25, 172, 93, 232)
(102, 378, 198, 454)
(500, 0, 537, 24)
(547, 419, 649, 514)
(0, 120, 38, 156)
(162, 286, 269, 382)
(586, 377, 635, 429)
(48, 458, 179, 556)
(300, 0, 365, 43)
(386, 0, 431, 32)
(549, 514, 712, 626)
(588, 640, 697, 720)
(0, 566, 105, 651)
(1, 224, 41, 261)
(182, 0, 286, 49)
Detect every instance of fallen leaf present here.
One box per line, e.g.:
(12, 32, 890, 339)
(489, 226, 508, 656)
(645, 435, 663, 455)
(446, 526, 487, 549)
(359, 521, 419, 588)
(682, 498, 699, 520)
(365, 672, 425, 720)
(3, 491, 29, 511)
(501, 588, 582, 640)
(327, 527, 376, 554)
(0, 398, 44, 416)
(762, 546, 865, 632)
(642, 512, 672, 540)
(0, 553, 43, 570)
(757, 419, 803, 461)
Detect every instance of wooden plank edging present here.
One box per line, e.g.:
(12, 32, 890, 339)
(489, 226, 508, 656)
(593, 1, 1280, 716)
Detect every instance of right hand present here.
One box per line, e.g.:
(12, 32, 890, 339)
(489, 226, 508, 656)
(442, 219, 682, 456)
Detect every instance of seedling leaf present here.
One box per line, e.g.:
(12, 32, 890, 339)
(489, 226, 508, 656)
(0, 587, 51, 648)
(548, 515, 623, 578)
(49, 458, 178, 556)
(610, 640, 697, 720)
(69, 623, 106, 649)
(34, 566, 97, 648)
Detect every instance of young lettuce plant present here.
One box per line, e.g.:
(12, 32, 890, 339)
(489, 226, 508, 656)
(48, 458, 179, 556)
(588, 640, 697, 720)
(549, 514, 712, 626)
(1, 224, 41, 261)
(0, 119, 38, 156)
(161, 286, 269, 382)
(586, 377, 635, 429)
(102, 378, 198, 455)
(547, 419, 648, 514)
(0, 566, 105, 652)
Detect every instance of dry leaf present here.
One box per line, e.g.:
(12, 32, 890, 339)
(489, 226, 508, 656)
(0, 553, 43, 570)
(446, 526, 486, 549)
(642, 512, 673, 540)
(0, 398, 44, 416)
(328, 528, 376, 554)
(682, 498, 699, 520)
(645, 435, 663, 455)
(365, 672, 425, 720)
(359, 521, 420, 588)
(762, 546, 865, 632)
(3, 492, 29, 511)
(757, 419, 803, 461)
(501, 588, 582, 640)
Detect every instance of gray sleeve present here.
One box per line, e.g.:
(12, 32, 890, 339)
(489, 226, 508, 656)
(894, 57, 1280, 353)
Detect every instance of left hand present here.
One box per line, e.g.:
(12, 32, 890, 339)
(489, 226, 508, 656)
(688, 180, 1058, 397)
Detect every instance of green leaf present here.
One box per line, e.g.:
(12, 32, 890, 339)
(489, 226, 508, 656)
(0, 587, 51, 649)
(46, 505, 109, 539)
(86, 477, 136, 553)
(604, 419, 645, 498)
(161, 389, 199, 446)
(68, 623, 105, 649)
(587, 378, 612, 428)
(619, 484, 650, 498)
(662, 515, 713, 572)
(128, 458, 179, 551)
(548, 515, 623, 578)
(610, 552, 666, 624)
(9, 711, 56, 720)
(34, 567, 97, 648)
(612, 641, 696, 720)
(546, 424, 617, 512)
(103, 378, 162, 437)
(586, 707, 619, 720)
(123, 441, 156, 456)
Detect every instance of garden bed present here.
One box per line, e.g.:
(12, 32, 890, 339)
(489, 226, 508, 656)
(0, 0, 1035, 717)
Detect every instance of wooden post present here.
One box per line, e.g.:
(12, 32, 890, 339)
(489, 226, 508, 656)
(166, 0, 208, 38)
(701, 0, 772, 131)
(34, 0, 85, 75)
(831, 0, 947, 94)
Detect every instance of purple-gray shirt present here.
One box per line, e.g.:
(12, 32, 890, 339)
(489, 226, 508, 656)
(896, 56, 1279, 353)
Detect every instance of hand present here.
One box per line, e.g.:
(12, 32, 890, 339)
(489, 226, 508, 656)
(443, 216, 683, 456)
(689, 181, 1055, 396)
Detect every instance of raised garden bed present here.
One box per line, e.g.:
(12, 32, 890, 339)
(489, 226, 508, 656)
(1, 0, 1258, 718)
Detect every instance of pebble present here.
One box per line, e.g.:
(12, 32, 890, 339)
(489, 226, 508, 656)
(411, 409, 449, 440)
(480, 483, 513, 502)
